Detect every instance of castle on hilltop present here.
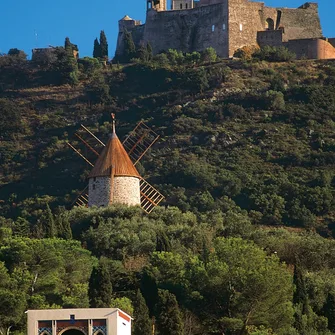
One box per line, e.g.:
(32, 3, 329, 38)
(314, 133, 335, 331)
(115, 0, 335, 60)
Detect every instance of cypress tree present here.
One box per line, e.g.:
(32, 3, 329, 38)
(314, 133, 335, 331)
(88, 261, 113, 307)
(156, 289, 183, 335)
(99, 30, 108, 59)
(133, 290, 151, 335)
(146, 42, 153, 61)
(93, 38, 101, 58)
(123, 30, 136, 63)
(44, 204, 56, 238)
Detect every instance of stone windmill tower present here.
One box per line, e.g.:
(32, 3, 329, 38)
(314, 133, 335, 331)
(68, 115, 164, 213)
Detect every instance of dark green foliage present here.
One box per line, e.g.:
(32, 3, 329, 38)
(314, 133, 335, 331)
(123, 30, 136, 63)
(43, 204, 56, 238)
(0, 99, 22, 138)
(88, 261, 113, 308)
(93, 38, 101, 58)
(99, 30, 108, 59)
(8, 48, 27, 60)
(322, 292, 335, 332)
(156, 289, 183, 335)
(132, 290, 151, 335)
(253, 46, 296, 62)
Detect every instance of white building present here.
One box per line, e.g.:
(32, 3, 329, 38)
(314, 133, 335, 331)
(27, 308, 132, 335)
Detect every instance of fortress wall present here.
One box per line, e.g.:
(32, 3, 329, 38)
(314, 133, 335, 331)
(257, 30, 283, 47)
(228, 0, 264, 57)
(277, 5, 322, 42)
(143, 2, 229, 57)
(286, 39, 335, 60)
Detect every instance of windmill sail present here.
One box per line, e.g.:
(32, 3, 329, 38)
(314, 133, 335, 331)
(140, 178, 165, 214)
(122, 122, 160, 165)
(67, 125, 105, 167)
(72, 186, 89, 207)
(69, 121, 164, 212)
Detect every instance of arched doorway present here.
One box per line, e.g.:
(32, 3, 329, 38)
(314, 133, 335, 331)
(266, 18, 274, 30)
(60, 329, 86, 335)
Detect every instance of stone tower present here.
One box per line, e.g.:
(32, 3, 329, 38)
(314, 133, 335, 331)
(172, 0, 194, 10)
(88, 118, 141, 208)
(147, 0, 167, 11)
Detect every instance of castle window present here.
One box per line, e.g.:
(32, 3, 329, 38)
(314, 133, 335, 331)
(222, 23, 226, 31)
(186, 3, 188, 8)
(266, 18, 275, 30)
(239, 24, 243, 31)
(212, 25, 215, 32)
(180, 3, 183, 9)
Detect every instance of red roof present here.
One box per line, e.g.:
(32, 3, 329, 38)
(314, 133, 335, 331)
(88, 133, 140, 179)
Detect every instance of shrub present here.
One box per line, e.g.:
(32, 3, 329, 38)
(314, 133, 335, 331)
(253, 46, 296, 62)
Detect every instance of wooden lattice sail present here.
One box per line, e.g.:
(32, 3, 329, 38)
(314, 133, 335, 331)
(68, 115, 164, 213)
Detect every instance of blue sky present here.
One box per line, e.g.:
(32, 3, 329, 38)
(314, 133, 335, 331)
(0, 0, 334, 58)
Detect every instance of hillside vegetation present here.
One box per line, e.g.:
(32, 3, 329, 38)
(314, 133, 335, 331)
(1, 48, 335, 335)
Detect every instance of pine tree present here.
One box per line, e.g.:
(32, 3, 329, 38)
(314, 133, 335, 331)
(88, 261, 113, 307)
(99, 30, 108, 59)
(156, 289, 183, 335)
(93, 38, 101, 58)
(123, 30, 136, 63)
(133, 290, 151, 335)
(322, 292, 335, 332)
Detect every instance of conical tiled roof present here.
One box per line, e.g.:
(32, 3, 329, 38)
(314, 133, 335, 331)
(88, 132, 140, 179)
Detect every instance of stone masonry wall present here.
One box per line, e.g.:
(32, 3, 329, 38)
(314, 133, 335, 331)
(88, 177, 111, 207)
(113, 177, 141, 206)
(115, 0, 323, 59)
(257, 30, 284, 48)
(144, 2, 229, 57)
(286, 38, 335, 60)
(227, 0, 322, 57)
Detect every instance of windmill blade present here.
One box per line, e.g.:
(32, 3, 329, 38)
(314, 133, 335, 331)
(72, 185, 89, 207)
(123, 122, 160, 166)
(67, 124, 105, 166)
(140, 178, 165, 214)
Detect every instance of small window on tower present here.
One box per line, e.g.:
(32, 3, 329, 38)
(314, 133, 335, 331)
(212, 25, 215, 32)
(222, 23, 226, 30)
(186, 3, 188, 8)
(180, 3, 182, 9)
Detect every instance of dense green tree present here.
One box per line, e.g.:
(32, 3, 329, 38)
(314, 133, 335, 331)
(201, 47, 217, 63)
(100, 30, 108, 59)
(132, 289, 151, 335)
(88, 261, 113, 307)
(123, 30, 136, 63)
(8, 48, 27, 60)
(43, 204, 56, 238)
(156, 289, 183, 335)
(93, 38, 101, 58)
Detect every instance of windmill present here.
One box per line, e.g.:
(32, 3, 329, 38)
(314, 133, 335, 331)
(67, 114, 164, 214)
